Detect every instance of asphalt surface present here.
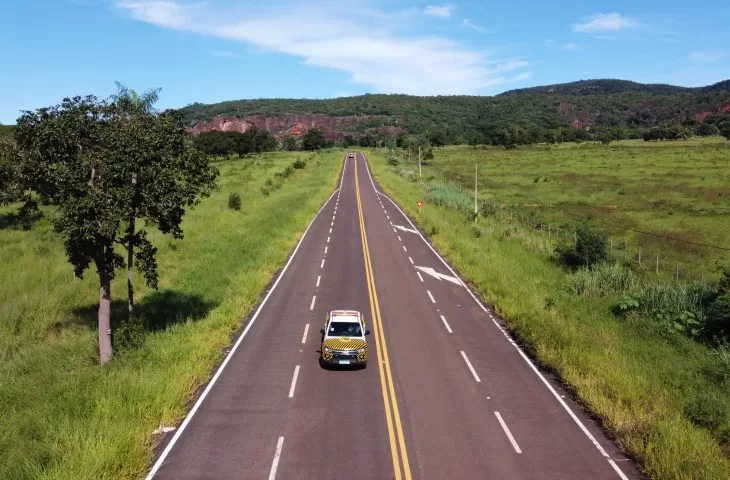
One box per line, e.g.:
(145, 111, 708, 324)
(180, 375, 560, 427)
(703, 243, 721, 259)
(146, 153, 642, 480)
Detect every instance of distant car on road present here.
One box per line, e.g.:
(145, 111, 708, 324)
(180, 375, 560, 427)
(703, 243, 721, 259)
(347, 152, 355, 159)
(320, 309, 370, 368)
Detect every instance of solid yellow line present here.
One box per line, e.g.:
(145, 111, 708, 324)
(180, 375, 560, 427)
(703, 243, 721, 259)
(355, 157, 412, 480)
(355, 157, 402, 480)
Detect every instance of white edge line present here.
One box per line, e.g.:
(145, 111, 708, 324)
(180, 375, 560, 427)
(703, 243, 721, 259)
(301, 324, 309, 344)
(460, 350, 481, 383)
(440, 315, 453, 333)
(268, 436, 285, 480)
(310, 295, 317, 311)
(495, 411, 522, 454)
(145, 187, 340, 480)
(362, 155, 624, 474)
(288, 365, 300, 398)
(608, 459, 631, 480)
(427, 290, 436, 304)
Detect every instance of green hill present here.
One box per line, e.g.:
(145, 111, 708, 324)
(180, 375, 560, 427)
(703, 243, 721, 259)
(179, 79, 730, 144)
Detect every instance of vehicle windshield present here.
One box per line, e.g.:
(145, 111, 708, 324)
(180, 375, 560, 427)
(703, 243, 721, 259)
(327, 321, 362, 337)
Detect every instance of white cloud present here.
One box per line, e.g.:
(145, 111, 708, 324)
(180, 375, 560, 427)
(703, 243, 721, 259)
(115, 1, 530, 95)
(423, 4, 454, 18)
(461, 19, 486, 33)
(574, 13, 637, 33)
(562, 42, 579, 51)
(545, 39, 554, 45)
(688, 50, 726, 64)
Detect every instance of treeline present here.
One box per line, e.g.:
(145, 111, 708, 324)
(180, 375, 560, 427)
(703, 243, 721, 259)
(193, 127, 277, 157)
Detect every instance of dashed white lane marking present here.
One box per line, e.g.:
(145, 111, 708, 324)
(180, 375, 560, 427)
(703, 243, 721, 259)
(301, 324, 309, 344)
(427, 290, 436, 304)
(316, 275, 321, 287)
(288, 365, 301, 398)
(310, 295, 317, 311)
(495, 412, 522, 454)
(393, 227, 397, 233)
(440, 315, 453, 333)
(329, 228, 332, 234)
(417, 272, 424, 283)
(397, 236, 402, 242)
(320, 259, 325, 269)
(460, 351, 481, 383)
(327, 236, 330, 243)
(330, 221, 334, 227)
(324, 246, 328, 254)
(408, 256, 414, 265)
(268, 436, 285, 480)
(402, 245, 408, 252)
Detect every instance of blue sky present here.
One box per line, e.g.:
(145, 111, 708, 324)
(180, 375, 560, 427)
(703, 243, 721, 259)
(1, 0, 729, 123)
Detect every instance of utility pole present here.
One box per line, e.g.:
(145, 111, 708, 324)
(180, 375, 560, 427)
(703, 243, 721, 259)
(418, 145, 422, 178)
(474, 164, 478, 223)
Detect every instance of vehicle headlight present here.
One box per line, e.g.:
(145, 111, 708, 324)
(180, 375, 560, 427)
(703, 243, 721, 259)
(357, 348, 366, 353)
(324, 346, 331, 353)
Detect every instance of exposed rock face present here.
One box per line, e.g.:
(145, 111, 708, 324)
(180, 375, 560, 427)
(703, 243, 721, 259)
(189, 114, 405, 141)
(696, 104, 730, 123)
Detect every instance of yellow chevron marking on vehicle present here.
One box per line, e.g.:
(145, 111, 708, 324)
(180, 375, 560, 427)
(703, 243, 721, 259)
(323, 338, 366, 350)
(355, 156, 412, 480)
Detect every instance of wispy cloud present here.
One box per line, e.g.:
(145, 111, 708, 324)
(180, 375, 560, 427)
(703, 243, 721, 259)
(574, 13, 637, 33)
(688, 50, 726, 64)
(423, 4, 454, 18)
(115, 1, 530, 95)
(562, 42, 579, 51)
(461, 18, 486, 33)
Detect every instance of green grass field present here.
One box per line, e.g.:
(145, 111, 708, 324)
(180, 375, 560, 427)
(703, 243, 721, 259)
(367, 143, 730, 480)
(0, 150, 341, 479)
(422, 138, 730, 282)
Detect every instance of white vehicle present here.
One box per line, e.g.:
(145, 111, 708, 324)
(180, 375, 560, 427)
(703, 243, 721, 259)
(320, 309, 370, 368)
(347, 152, 355, 159)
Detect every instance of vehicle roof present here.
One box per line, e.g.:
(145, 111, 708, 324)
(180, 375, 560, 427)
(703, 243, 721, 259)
(329, 310, 361, 323)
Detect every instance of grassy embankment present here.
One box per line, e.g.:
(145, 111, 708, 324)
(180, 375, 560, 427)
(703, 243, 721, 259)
(0, 150, 342, 479)
(366, 140, 730, 480)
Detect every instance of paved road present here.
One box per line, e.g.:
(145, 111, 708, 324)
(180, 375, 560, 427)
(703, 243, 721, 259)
(146, 153, 642, 480)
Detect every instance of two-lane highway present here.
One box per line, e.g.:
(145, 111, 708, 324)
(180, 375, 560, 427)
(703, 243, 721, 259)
(146, 153, 641, 479)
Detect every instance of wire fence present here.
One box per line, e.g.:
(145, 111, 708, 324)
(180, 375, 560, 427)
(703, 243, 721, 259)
(393, 150, 729, 285)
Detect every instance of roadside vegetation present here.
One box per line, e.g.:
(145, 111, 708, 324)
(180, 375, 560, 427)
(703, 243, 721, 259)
(0, 149, 341, 478)
(367, 140, 730, 479)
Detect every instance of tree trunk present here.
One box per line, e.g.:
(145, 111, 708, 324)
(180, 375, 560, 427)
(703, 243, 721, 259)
(96, 251, 113, 364)
(127, 173, 137, 322)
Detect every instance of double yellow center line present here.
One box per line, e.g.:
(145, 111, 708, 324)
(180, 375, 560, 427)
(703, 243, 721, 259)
(354, 156, 412, 480)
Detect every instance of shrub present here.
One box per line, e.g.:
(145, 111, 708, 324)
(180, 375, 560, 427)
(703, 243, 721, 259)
(556, 227, 608, 268)
(707, 292, 730, 341)
(387, 156, 400, 166)
(568, 263, 640, 297)
(228, 193, 241, 210)
(293, 159, 306, 169)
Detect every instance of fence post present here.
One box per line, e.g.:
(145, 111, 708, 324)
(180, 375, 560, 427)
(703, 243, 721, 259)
(548, 225, 551, 238)
(676, 264, 679, 282)
(656, 254, 659, 274)
(624, 239, 628, 261)
(638, 246, 642, 265)
(610, 236, 613, 254)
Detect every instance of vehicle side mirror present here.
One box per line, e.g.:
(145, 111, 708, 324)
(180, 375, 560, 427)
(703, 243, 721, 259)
(365, 329, 371, 335)
(320, 328, 325, 335)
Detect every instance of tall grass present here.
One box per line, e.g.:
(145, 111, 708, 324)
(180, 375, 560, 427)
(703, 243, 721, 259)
(0, 150, 342, 479)
(367, 148, 730, 479)
(567, 263, 641, 297)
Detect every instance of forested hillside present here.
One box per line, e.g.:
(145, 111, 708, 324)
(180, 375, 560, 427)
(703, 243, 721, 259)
(180, 79, 730, 146)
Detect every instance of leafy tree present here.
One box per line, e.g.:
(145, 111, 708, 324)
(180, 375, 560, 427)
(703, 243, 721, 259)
(694, 123, 720, 137)
(0, 139, 22, 205)
(718, 121, 730, 142)
(281, 134, 298, 151)
(428, 130, 446, 148)
(302, 128, 326, 150)
(14, 94, 218, 364)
